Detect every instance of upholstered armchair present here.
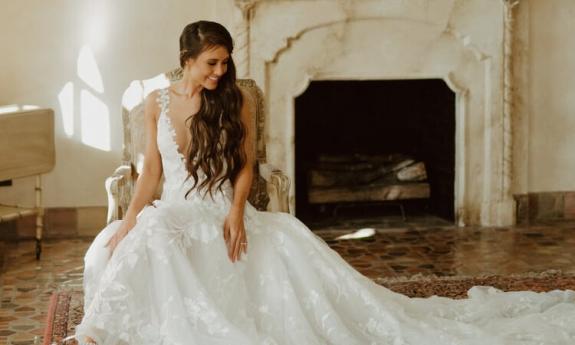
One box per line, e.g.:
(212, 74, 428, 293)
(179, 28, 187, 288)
(105, 68, 290, 224)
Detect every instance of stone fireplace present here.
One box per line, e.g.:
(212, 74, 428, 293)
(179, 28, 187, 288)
(232, 0, 520, 226)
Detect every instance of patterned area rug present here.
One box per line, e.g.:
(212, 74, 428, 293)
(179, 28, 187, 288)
(376, 270, 575, 299)
(43, 290, 84, 345)
(44, 271, 575, 345)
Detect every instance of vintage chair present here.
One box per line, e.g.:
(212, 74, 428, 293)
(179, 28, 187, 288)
(105, 68, 290, 224)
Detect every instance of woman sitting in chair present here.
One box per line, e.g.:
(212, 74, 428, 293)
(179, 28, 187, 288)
(76, 20, 575, 345)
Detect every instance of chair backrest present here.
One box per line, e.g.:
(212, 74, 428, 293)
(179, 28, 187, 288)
(120, 68, 268, 198)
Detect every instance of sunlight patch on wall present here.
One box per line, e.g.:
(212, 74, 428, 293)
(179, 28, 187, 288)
(0, 105, 21, 114)
(0, 105, 41, 114)
(81, 89, 110, 151)
(122, 81, 145, 112)
(122, 75, 170, 112)
(143, 74, 170, 96)
(77, 45, 104, 93)
(58, 82, 75, 136)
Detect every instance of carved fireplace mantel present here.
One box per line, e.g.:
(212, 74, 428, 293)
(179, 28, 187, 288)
(233, 0, 522, 226)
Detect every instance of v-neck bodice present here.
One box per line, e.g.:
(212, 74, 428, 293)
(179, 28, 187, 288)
(155, 88, 232, 202)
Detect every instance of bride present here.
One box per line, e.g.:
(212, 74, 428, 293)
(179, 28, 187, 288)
(76, 20, 575, 345)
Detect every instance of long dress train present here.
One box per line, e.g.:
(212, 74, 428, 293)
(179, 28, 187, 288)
(75, 88, 575, 345)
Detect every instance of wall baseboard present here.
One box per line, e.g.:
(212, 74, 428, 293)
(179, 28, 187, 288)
(0, 206, 107, 240)
(514, 191, 575, 225)
(2, 194, 573, 239)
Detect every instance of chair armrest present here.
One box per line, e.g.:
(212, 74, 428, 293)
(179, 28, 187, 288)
(105, 164, 133, 224)
(258, 162, 290, 213)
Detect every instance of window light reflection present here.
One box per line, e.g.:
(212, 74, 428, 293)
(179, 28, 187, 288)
(58, 82, 74, 136)
(77, 45, 104, 93)
(81, 89, 110, 151)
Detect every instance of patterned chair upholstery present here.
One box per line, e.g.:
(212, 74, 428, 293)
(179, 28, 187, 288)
(105, 68, 290, 223)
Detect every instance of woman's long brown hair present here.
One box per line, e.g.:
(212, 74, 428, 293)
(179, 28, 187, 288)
(179, 21, 246, 199)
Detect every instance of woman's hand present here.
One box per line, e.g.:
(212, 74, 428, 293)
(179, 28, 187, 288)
(105, 217, 136, 256)
(223, 211, 247, 263)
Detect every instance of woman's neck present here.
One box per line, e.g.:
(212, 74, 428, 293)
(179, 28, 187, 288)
(173, 73, 203, 99)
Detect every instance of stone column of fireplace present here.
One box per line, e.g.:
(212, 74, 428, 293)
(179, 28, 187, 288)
(495, 0, 521, 225)
(234, 0, 520, 226)
(233, 0, 258, 78)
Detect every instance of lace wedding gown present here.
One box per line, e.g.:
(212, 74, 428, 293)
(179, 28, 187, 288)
(75, 88, 575, 345)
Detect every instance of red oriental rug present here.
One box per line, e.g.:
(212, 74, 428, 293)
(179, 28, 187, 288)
(43, 290, 84, 345)
(43, 271, 575, 345)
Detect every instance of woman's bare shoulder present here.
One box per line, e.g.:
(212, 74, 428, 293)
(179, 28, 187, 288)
(143, 89, 163, 121)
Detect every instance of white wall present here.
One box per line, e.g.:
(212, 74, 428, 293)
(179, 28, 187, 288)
(527, 0, 575, 192)
(0, 0, 218, 207)
(1, 0, 574, 211)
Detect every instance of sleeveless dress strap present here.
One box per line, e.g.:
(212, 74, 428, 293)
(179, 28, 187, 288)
(156, 88, 169, 114)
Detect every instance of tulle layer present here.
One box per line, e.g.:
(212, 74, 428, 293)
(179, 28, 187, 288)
(76, 198, 575, 345)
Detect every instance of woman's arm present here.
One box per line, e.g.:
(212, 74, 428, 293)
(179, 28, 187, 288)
(224, 89, 256, 262)
(231, 90, 255, 217)
(106, 91, 164, 253)
(122, 91, 164, 220)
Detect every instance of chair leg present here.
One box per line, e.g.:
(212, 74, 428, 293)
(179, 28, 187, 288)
(35, 238, 42, 260)
(35, 175, 43, 260)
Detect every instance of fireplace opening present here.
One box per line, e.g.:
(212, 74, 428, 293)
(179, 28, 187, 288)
(294, 79, 455, 226)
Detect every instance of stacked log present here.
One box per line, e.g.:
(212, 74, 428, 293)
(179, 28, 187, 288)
(307, 154, 430, 204)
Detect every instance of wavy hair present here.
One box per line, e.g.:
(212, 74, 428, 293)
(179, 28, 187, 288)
(179, 21, 246, 199)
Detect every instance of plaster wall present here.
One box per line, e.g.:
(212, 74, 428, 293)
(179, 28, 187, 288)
(0, 0, 216, 207)
(2, 0, 573, 225)
(526, 0, 575, 193)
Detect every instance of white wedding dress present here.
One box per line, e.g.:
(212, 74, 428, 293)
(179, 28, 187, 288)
(75, 88, 575, 345)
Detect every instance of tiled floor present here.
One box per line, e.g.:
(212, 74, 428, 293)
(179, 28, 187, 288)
(0, 239, 86, 345)
(1, 221, 575, 345)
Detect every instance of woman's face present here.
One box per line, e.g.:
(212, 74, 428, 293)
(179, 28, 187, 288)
(186, 45, 230, 90)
